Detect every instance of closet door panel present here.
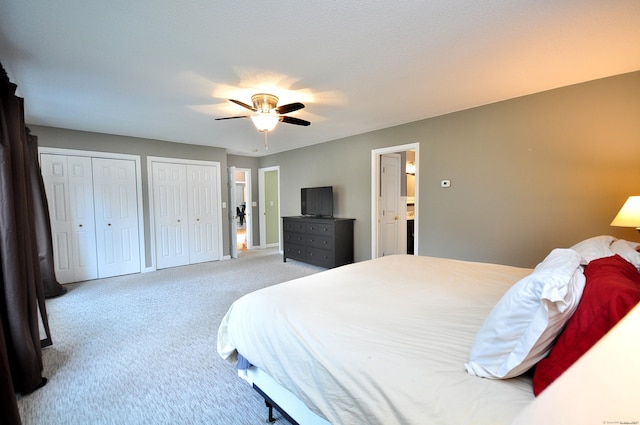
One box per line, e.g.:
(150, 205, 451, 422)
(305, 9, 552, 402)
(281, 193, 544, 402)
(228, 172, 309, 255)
(68, 156, 99, 281)
(92, 157, 141, 278)
(187, 164, 220, 264)
(152, 162, 189, 269)
(40, 154, 98, 283)
(41, 154, 73, 283)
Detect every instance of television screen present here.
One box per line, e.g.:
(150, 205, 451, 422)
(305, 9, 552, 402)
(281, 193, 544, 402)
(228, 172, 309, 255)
(301, 186, 333, 217)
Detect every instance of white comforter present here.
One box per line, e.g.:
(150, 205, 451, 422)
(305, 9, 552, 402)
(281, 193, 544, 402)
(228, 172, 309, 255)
(218, 255, 535, 425)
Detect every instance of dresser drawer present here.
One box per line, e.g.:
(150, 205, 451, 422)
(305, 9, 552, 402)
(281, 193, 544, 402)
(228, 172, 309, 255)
(283, 231, 306, 245)
(284, 242, 306, 261)
(307, 234, 332, 249)
(283, 219, 306, 233)
(306, 247, 334, 268)
(306, 222, 333, 235)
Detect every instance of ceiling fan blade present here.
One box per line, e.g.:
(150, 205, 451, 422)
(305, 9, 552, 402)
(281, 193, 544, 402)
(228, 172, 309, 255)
(215, 115, 249, 120)
(229, 99, 257, 111)
(280, 116, 311, 126)
(276, 102, 305, 115)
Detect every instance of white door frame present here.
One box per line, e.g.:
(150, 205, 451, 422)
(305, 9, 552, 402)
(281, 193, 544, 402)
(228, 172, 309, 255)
(258, 166, 281, 250)
(234, 167, 253, 249)
(228, 166, 238, 259)
(371, 143, 420, 259)
(147, 156, 223, 271)
(39, 147, 146, 275)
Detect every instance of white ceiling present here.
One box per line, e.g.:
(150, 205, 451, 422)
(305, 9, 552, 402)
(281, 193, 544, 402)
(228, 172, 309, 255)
(1, 1, 639, 157)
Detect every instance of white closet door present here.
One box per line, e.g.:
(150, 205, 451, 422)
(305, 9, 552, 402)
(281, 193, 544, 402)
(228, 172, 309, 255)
(40, 154, 98, 283)
(152, 162, 189, 269)
(92, 157, 141, 278)
(187, 164, 220, 263)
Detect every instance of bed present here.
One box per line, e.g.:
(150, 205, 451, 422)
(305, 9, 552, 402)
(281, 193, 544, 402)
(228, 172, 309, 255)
(217, 237, 640, 425)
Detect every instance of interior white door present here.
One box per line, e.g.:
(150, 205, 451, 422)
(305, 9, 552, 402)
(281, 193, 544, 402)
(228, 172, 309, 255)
(92, 157, 141, 278)
(40, 154, 98, 283)
(380, 154, 401, 256)
(152, 162, 190, 269)
(258, 167, 280, 249)
(187, 164, 220, 263)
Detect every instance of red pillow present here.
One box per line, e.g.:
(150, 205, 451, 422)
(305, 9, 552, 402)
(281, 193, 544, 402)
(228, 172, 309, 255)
(532, 254, 640, 395)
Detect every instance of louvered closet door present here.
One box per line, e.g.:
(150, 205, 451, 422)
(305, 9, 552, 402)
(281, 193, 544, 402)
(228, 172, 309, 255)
(92, 157, 141, 278)
(152, 162, 189, 269)
(187, 164, 219, 263)
(40, 154, 98, 283)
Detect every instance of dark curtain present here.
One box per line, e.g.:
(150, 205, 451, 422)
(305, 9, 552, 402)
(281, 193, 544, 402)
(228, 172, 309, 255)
(1, 63, 53, 424)
(26, 129, 66, 299)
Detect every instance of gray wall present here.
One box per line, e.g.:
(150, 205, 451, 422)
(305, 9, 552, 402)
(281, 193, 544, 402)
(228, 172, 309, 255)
(259, 71, 640, 268)
(32, 71, 640, 269)
(31, 126, 230, 268)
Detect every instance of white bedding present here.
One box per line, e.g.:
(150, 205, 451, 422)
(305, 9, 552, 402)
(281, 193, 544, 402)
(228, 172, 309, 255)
(218, 255, 536, 425)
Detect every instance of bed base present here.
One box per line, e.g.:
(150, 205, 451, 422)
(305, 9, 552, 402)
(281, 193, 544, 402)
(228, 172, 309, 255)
(238, 366, 329, 425)
(253, 384, 300, 425)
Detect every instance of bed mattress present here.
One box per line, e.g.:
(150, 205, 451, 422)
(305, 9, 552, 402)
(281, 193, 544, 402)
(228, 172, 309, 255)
(218, 255, 535, 425)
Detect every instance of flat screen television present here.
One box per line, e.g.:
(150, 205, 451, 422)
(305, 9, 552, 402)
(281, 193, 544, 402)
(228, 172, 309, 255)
(301, 186, 333, 217)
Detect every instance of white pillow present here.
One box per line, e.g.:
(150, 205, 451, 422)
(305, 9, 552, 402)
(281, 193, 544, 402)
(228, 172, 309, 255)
(465, 248, 585, 379)
(610, 239, 640, 267)
(570, 235, 616, 265)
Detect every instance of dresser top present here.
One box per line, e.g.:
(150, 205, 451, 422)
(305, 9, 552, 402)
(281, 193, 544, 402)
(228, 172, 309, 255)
(283, 216, 355, 222)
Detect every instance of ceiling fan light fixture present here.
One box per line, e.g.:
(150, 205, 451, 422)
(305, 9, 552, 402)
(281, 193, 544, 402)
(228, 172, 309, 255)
(216, 92, 310, 144)
(250, 113, 279, 132)
(251, 93, 279, 112)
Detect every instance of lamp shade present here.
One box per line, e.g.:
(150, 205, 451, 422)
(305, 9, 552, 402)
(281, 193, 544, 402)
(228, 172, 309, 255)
(610, 196, 640, 228)
(250, 114, 279, 132)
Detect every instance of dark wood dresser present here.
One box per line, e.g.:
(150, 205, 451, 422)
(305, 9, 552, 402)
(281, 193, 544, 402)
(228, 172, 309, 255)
(282, 216, 355, 268)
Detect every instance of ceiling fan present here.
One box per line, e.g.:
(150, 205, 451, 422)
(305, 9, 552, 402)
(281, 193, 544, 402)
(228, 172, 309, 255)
(216, 93, 310, 144)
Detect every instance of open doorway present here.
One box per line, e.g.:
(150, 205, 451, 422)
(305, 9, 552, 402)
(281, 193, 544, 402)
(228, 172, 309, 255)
(371, 143, 419, 258)
(233, 168, 252, 251)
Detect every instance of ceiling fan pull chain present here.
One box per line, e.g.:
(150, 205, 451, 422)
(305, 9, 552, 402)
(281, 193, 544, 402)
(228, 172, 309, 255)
(264, 130, 269, 150)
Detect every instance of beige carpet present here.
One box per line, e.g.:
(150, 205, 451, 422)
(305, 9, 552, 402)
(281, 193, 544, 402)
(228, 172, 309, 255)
(18, 249, 324, 425)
